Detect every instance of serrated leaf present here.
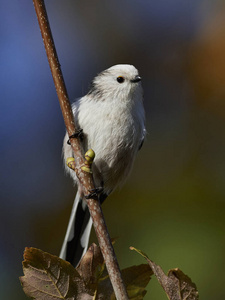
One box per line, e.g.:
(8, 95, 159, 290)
(20, 247, 92, 300)
(168, 269, 199, 300)
(130, 247, 199, 300)
(79, 244, 152, 299)
(20, 245, 153, 300)
(77, 243, 152, 299)
(97, 264, 153, 300)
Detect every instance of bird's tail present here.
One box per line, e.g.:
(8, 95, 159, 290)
(59, 192, 92, 267)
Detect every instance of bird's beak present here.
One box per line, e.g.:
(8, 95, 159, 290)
(131, 75, 142, 83)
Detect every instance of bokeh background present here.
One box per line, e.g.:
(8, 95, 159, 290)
(1, 1, 225, 299)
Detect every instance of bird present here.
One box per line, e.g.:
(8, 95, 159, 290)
(60, 64, 146, 267)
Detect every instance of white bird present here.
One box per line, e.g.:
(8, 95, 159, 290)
(60, 64, 146, 266)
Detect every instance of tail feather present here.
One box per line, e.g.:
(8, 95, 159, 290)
(60, 192, 92, 266)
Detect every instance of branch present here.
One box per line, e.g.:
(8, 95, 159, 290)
(32, 1, 129, 299)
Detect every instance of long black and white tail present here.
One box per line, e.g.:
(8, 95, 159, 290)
(60, 192, 92, 266)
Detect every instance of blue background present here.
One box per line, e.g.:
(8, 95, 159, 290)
(1, 1, 225, 299)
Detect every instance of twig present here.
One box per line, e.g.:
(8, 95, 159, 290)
(32, 1, 129, 299)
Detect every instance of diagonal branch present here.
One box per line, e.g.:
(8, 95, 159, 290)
(32, 1, 129, 299)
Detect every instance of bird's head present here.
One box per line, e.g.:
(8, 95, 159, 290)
(88, 64, 143, 102)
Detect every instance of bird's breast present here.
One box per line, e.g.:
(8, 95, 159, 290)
(80, 109, 140, 192)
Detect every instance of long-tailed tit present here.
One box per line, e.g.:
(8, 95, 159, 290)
(60, 64, 146, 266)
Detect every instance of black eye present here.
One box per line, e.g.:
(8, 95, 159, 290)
(117, 76, 125, 83)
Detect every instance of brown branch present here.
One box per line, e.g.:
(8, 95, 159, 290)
(32, 1, 129, 299)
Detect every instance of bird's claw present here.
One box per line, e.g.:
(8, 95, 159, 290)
(85, 187, 103, 200)
(67, 129, 83, 145)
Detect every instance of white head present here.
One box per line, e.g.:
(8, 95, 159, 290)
(87, 64, 143, 101)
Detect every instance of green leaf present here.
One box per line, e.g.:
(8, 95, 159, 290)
(97, 264, 152, 300)
(122, 264, 153, 299)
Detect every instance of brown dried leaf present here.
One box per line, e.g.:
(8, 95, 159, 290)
(77, 243, 105, 288)
(20, 245, 152, 300)
(79, 244, 152, 299)
(20, 247, 92, 300)
(130, 247, 199, 300)
(168, 269, 199, 300)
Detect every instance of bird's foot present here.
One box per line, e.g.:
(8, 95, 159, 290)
(67, 128, 83, 145)
(85, 187, 104, 200)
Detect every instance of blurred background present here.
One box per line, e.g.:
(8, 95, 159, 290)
(1, 0, 225, 299)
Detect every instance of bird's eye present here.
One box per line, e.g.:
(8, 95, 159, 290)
(117, 76, 125, 83)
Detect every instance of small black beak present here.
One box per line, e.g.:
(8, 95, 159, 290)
(131, 75, 142, 83)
